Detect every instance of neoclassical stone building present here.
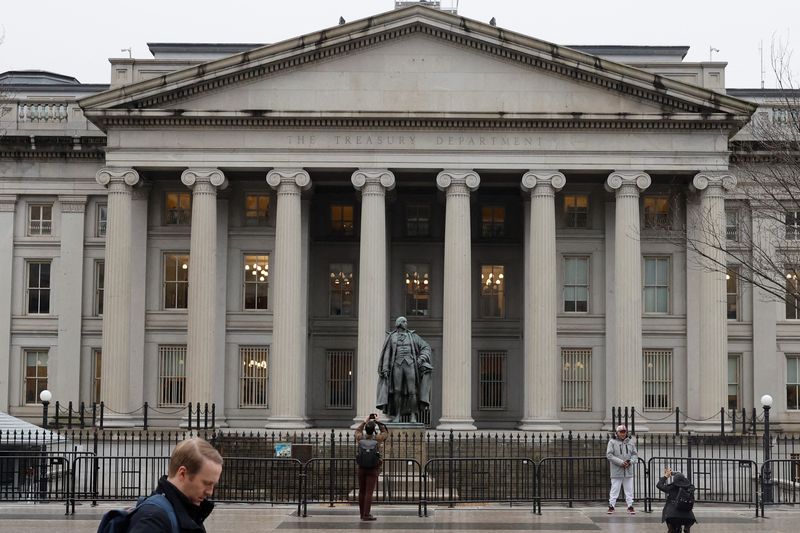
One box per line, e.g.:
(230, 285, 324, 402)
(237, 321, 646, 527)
(2, 5, 798, 430)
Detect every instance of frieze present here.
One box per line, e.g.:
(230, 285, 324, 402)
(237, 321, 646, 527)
(284, 132, 541, 150)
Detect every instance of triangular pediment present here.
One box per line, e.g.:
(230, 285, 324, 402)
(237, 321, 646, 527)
(80, 5, 755, 127)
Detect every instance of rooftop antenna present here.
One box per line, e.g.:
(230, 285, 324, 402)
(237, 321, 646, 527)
(121, 47, 132, 58)
(759, 40, 765, 89)
(709, 46, 720, 61)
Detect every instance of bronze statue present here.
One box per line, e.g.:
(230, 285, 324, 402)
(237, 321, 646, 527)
(376, 316, 433, 423)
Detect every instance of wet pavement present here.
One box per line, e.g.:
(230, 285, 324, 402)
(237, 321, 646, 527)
(0, 502, 789, 532)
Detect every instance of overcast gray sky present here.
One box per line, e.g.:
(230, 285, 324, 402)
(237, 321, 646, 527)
(1, 0, 797, 88)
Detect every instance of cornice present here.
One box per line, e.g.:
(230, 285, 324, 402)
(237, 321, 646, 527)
(89, 114, 743, 132)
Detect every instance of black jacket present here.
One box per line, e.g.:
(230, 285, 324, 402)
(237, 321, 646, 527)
(656, 473, 697, 525)
(128, 476, 215, 533)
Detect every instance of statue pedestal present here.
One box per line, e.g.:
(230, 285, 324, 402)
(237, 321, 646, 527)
(383, 423, 426, 468)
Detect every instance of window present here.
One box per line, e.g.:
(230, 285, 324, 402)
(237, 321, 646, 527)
(481, 206, 505, 238)
(479, 351, 506, 409)
(480, 265, 506, 318)
(96, 204, 107, 237)
(244, 194, 270, 226)
(92, 349, 102, 404)
(165, 192, 191, 225)
(643, 349, 672, 411)
(330, 204, 354, 236)
(728, 354, 741, 411)
(158, 345, 186, 407)
(27, 261, 51, 314)
(239, 346, 269, 407)
(329, 264, 354, 316)
(405, 264, 431, 316)
(726, 210, 738, 242)
(644, 257, 670, 313)
(727, 267, 739, 320)
(24, 350, 48, 405)
(643, 196, 670, 229)
(326, 350, 354, 408)
(243, 254, 269, 310)
(562, 348, 592, 411)
(788, 355, 800, 410)
(563, 257, 589, 313)
(786, 211, 800, 240)
(28, 204, 52, 235)
(406, 204, 431, 237)
(564, 195, 589, 229)
(94, 261, 105, 316)
(164, 254, 189, 309)
(786, 270, 800, 319)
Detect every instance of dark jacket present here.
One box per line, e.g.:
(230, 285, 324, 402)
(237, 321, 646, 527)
(128, 476, 215, 533)
(657, 473, 697, 525)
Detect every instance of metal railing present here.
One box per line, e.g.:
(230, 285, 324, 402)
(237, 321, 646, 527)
(760, 458, 800, 517)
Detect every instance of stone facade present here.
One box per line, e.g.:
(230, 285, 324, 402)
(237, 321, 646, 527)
(1, 5, 797, 430)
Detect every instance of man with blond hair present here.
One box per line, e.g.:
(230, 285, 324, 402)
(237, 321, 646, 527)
(129, 437, 223, 532)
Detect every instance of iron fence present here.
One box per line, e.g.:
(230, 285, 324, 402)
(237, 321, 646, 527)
(760, 458, 800, 517)
(646, 457, 758, 507)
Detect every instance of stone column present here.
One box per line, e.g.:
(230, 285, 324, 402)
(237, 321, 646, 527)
(352, 169, 395, 424)
(605, 171, 651, 410)
(689, 172, 736, 428)
(181, 169, 227, 409)
(55, 196, 87, 402)
(519, 171, 565, 431)
(266, 168, 312, 429)
(96, 168, 140, 424)
(0, 196, 16, 411)
(436, 170, 479, 431)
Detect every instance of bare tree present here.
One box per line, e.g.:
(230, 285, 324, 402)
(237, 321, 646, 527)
(682, 41, 800, 312)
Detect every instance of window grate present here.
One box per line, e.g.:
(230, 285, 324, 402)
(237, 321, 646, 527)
(643, 349, 672, 411)
(326, 350, 354, 408)
(562, 348, 592, 411)
(239, 346, 269, 407)
(479, 351, 506, 409)
(158, 345, 186, 407)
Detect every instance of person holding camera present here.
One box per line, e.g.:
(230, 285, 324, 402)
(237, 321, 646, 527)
(355, 413, 388, 521)
(606, 424, 638, 514)
(657, 467, 697, 533)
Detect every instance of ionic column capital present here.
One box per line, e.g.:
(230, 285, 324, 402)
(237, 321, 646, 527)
(96, 168, 140, 188)
(267, 168, 312, 192)
(521, 171, 566, 196)
(181, 168, 228, 191)
(436, 170, 480, 193)
(692, 172, 737, 195)
(605, 171, 651, 196)
(58, 195, 88, 213)
(351, 169, 396, 192)
(0, 195, 17, 212)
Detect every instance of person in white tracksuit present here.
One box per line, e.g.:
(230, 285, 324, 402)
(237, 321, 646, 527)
(606, 424, 638, 514)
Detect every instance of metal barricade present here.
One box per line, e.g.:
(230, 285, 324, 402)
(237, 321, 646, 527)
(647, 456, 758, 516)
(423, 457, 535, 516)
(0, 451, 72, 514)
(302, 458, 422, 517)
(536, 456, 644, 513)
(72, 455, 169, 509)
(215, 457, 303, 514)
(759, 458, 800, 517)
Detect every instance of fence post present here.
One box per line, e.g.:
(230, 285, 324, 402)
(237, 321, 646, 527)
(211, 404, 216, 429)
(204, 403, 209, 429)
(448, 429, 454, 508)
(79, 401, 85, 429)
(741, 408, 746, 434)
(92, 402, 97, 428)
(329, 428, 336, 507)
(188, 403, 193, 430)
(674, 407, 680, 436)
(54, 401, 61, 428)
(92, 428, 99, 506)
(686, 432, 693, 481)
(751, 407, 757, 434)
(143, 402, 148, 431)
(624, 406, 629, 429)
(631, 408, 635, 434)
(196, 402, 201, 430)
(567, 431, 574, 508)
(720, 407, 725, 435)
(99, 402, 104, 429)
(68, 401, 73, 429)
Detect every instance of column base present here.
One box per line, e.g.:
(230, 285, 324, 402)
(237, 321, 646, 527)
(682, 420, 732, 434)
(436, 418, 476, 431)
(98, 414, 142, 428)
(517, 419, 563, 432)
(265, 416, 311, 430)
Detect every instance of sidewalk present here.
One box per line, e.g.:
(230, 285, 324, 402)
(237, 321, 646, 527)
(0, 502, 791, 532)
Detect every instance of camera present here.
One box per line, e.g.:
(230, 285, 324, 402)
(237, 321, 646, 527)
(369, 413, 377, 420)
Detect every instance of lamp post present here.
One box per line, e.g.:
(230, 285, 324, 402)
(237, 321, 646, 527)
(39, 389, 52, 429)
(761, 394, 773, 504)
